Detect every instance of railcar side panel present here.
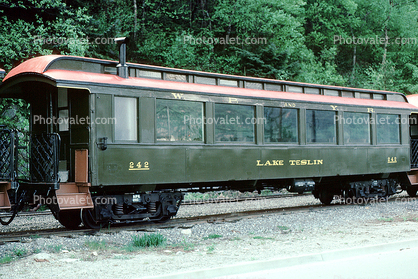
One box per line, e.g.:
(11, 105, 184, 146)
(92, 145, 410, 186)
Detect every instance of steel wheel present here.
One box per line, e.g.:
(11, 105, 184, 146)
(82, 208, 102, 229)
(407, 188, 418, 197)
(58, 209, 82, 229)
(319, 190, 334, 205)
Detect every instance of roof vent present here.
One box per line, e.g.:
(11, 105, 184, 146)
(115, 37, 129, 78)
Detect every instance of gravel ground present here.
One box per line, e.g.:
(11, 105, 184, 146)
(1, 193, 418, 278)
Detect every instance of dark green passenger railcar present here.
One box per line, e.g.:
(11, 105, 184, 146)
(0, 39, 416, 228)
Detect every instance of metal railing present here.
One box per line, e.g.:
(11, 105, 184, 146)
(0, 127, 60, 184)
(411, 139, 418, 168)
(29, 133, 60, 183)
(0, 128, 15, 181)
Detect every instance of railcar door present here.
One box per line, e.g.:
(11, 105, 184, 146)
(57, 88, 90, 182)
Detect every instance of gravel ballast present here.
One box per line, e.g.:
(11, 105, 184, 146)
(1, 194, 418, 278)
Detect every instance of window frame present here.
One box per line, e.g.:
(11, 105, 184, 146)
(305, 109, 337, 145)
(263, 106, 299, 144)
(342, 111, 371, 145)
(155, 98, 205, 143)
(376, 113, 401, 145)
(214, 102, 256, 144)
(114, 96, 138, 142)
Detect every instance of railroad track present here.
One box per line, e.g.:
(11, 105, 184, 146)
(0, 192, 310, 219)
(0, 192, 410, 244)
(181, 192, 310, 205)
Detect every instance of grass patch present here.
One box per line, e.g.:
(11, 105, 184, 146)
(13, 248, 27, 257)
(85, 240, 109, 250)
(113, 255, 131, 260)
(379, 217, 394, 222)
(37, 205, 49, 211)
(1, 247, 28, 264)
(124, 243, 140, 252)
(203, 234, 222, 240)
(260, 189, 274, 195)
(172, 238, 195, 251)
(206, 244, 215, 253)
(132, 233, 166, 248)
(277, 225, 290, 231)
(0, 255, 14, 264)
(47, 244, 63, 253)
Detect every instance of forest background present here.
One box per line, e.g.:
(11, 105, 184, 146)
(1, 0, 418, 128)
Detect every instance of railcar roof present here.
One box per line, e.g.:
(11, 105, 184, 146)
(1, 55, 415, 110)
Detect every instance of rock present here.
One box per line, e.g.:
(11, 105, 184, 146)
(92, 251, 98, 256)
(34, 258, 49, 263)
(32, 253, 51, 261)
(181, 229, 192, 236)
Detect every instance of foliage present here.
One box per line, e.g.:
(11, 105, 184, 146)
(0, 99, 29, 131)
(203, 234, 222, 240)
(0, 254, 13, 264)
(84, 240, 109, 250)
(277, 225, 290, 231)
(131, 233, 166, 248)
(47, 244, 63, 253)
(2, 0, 418, 96)
(12, 248, 27, 257)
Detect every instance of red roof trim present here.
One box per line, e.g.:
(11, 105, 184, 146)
(4, 55, 406, 94)
(41, 69, 416, 110)
(3, 55, 61, 82)
(2, 55, 414, 109)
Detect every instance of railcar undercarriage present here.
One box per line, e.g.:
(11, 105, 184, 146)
(313, 177, 402, 205)
(80, 192, 183, 229)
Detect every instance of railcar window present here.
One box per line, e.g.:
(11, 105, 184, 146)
(377, 114, 400, 144)
(306, 110, 336, 143)
(58, 109, 69, 132)
(58, 89, 69, 132)
(264, 107, 298, 143)
(156, 99, 203, 142)
(410, 114, 418, 138)
(115, 97, 137, 141)
(215, 104, 255, 142)
(343, 112, 370, 144)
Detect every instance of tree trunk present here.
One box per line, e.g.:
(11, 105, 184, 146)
(351, 45, 356, 85)
(133, 0, 137, 41)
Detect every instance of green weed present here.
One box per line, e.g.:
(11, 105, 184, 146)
(85, 240, 108, 250)
(47, 244, 63, 253)
(0, 255, 13, 264)
(173, 238, 195, 251)
(203, 234, 222, 240)
(207, 244, 215, 253)
(277, 225, 290, 231)
(13, 248, 27, 257)
(131, 233, 166, 248)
